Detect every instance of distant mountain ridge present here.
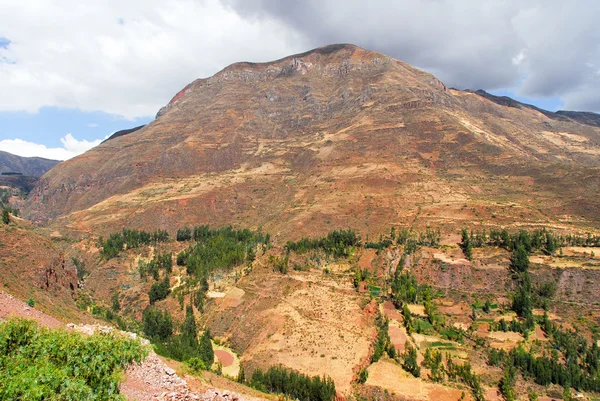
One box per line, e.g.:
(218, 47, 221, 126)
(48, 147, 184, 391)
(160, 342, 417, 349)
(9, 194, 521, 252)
(0, 150, 60, 178)
(468, 89, 600, 127)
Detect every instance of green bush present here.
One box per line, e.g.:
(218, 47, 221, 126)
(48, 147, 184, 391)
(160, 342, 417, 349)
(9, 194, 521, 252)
(186, 357, 207, 372)
(0, 318, 147, 400)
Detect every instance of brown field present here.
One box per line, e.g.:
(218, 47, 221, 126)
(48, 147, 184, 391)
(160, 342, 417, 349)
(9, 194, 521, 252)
(366, 360, 473, 401)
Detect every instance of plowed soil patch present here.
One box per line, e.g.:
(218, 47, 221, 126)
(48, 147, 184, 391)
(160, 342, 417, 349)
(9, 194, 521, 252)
(215, 350, 234, 367)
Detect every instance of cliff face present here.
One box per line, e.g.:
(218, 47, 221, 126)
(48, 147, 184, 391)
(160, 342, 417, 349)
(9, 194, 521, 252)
(24, 44, 600, 238)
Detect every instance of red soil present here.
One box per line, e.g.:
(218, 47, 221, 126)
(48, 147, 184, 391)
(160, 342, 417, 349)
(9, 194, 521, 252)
(215, 350, 234, 367)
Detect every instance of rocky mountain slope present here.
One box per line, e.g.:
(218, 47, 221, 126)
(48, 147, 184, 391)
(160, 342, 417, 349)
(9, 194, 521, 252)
(24, 44, 600, 239)
(0, 150, 59, 177)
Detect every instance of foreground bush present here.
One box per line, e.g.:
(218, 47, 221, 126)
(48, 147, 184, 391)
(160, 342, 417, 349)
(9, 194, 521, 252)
(0, 318, 148, 400)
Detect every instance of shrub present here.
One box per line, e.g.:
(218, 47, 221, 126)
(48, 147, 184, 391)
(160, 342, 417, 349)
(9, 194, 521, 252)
(0, 318, 147, 400)
(26, 298, 34, 307)
(186, 357, 207, 372)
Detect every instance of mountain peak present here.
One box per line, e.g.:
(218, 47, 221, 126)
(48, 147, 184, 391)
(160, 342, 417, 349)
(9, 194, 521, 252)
(156, 44, 442, 118)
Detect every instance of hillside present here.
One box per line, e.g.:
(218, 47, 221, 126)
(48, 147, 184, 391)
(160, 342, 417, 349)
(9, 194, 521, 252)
(0, 150, 59, 177)
(22, 44, 600, 239)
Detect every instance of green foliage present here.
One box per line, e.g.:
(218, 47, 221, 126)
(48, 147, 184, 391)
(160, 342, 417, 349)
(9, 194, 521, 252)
(510, 244, 530, 275)
(285, 229, 360, 258)
(26, 298, 34, 307)
(402, 342, 420, 377)
(148, 275, 170, 304)
(269, 255, 289, 274)
(391, 270, 431, 306)
(142, 306, 173, 341)
(395, 227, 441, 248)
(198, 330, 214, 369)
(0, 318, 147, 400)
(423, 349, 444, 382)
(445, 356, 485, 401)
(148, 305, 214, 366)
(499, 366, 517, 401)
(176, 226, 192, 241)
(111, 291, 121, 312)
(460, 228, 473, 260)
(357, 367, 368, 383)
(99, 228, 169, 259)
(402, 303, 413, 334)
(372, 313, 393, 362)
(487, 312, 600, 393)
(72, 257, 89, 281)
(247, 365, 336, 401)
(1, 208, 9, 225)
(186, 357, 207, 372)
(182, 225, 267, 277)
(137, 251, 173, 281)
(364, 239, 393, 250)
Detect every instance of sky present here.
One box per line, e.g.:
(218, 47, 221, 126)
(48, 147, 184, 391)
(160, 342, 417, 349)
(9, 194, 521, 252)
(0, 0, 599, 160)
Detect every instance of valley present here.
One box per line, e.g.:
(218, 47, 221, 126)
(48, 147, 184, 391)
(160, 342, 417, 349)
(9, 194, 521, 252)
(2, 44, 600, 401)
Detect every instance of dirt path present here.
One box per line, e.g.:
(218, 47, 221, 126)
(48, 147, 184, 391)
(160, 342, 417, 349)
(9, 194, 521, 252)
(0, 290, 62, 329)
(0, 290, 265, 401)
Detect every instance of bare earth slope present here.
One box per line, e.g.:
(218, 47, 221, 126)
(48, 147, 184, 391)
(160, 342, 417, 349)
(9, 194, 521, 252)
(24, 44, 600, 239)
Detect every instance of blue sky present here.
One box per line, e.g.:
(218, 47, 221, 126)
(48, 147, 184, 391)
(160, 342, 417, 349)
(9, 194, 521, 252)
(0, 108, 151, 148)
(0, 1, 597, 160)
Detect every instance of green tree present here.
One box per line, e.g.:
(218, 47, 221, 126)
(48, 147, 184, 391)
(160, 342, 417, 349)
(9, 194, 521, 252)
(2, 209, 9, 224)
(181, 305, 198, 348)
(148, 275, 170, 304)
(198, 330, 214, 369)
(111, 291, 121, 312)
(402, 342, 420, 377)
(460, 229, 473, 260)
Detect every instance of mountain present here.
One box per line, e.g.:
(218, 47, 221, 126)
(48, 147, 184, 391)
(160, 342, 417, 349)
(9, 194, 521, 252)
(24, 44, 600, 238)
(0, 150, 60, 177)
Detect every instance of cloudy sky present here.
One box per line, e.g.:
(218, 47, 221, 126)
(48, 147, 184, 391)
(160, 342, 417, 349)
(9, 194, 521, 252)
(1, 0, 598, 160)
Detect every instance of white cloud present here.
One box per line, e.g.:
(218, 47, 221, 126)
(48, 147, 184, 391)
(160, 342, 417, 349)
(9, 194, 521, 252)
(87, 123, 98, 128)
(0, 134, 104, 160)
(0, 0, 598, 116)
(0, 0, 306, 119)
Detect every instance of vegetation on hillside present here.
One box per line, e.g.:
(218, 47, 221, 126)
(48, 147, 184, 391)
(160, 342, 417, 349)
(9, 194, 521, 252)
(99, 228, 169, 259)
(284, 229, 360, 257)
(0, 318, 147, 400)
(243, 365, 336, 401)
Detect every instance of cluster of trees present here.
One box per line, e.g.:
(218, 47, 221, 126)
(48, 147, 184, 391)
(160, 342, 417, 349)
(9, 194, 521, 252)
(372, 313, 395, 362)
(488, 312, 600, 393)
(285, 229, 360, 258)
(391, 269, 432, 307)
(139, 251, 173, 280)
(148, 275, 170, 304)
(177, 225, 270, 246)
(0, 189, 18, 219)
(177, 226, 266, 277)
(460, 227, 600, 256)
(243, 365, 336, 401)
(404, 348, 485, 401)
(177, 225, 271, 245)
(142, 305, 214, 367)
(392, 227, 441, 254)
(0, 318, 147, 400)
(445, 357, 485, 401)
(423, 349, 443, 382)
(99, 228, 169, 259)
